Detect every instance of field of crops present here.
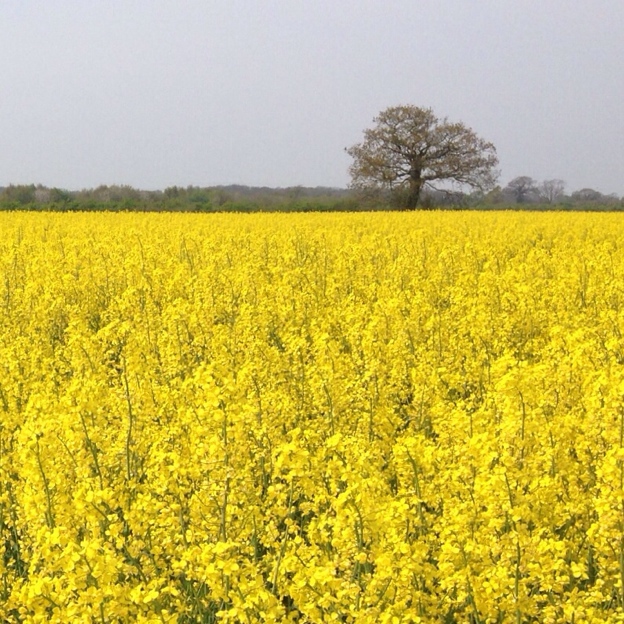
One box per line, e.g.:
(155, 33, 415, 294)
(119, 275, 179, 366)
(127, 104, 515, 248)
(2, 211, 624, 622)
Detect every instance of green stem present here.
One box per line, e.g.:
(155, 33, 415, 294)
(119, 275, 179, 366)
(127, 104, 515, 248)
(35, 436, 55, 529)
(122, 361, 135, 481)
(271, 480, 294, 594)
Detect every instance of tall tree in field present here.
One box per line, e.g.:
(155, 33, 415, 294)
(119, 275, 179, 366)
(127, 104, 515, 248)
(346, 105, 499, 209)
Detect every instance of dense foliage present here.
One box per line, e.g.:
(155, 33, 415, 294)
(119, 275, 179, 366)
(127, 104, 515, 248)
(0, 185, 357, 213)
(2, 212, 624, 621)
(0, 183, 621, 212)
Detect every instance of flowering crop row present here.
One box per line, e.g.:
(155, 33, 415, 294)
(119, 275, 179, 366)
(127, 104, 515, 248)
(2, 211, 624, 622)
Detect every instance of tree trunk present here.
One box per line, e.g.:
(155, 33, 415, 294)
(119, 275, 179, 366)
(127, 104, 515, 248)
(405, 176, 423, 210)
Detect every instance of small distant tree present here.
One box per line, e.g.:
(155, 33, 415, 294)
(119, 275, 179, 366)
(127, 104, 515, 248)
(186, 187, 212, 210)
(504, 176, 539, 204)
(49, 188, 72, 204)
(164, 186, 182, 199)
(34, 186, 51, 204)
(482, 185, 506, 205)
(571, 188, 604, 203)
(539, 179, 566, 204)
(346, 105, 499, 209)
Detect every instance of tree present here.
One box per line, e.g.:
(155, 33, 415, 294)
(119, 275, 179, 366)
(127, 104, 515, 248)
(539, 179, 566, 204)
(571, 188, 604, 203)
(346, 105, 499, 209)
(504, 176, 539, 204)
(0, 184, 37, 205)
(49, 187, 72, 204)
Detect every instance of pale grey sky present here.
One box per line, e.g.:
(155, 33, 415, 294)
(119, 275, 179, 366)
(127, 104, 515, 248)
(1, 1, 622, 194)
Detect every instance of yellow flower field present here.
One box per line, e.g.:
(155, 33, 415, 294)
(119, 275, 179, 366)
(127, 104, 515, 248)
(2, 211, 624, 622)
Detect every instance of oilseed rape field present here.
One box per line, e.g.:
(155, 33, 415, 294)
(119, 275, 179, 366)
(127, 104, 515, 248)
(3, 211, 624, 623)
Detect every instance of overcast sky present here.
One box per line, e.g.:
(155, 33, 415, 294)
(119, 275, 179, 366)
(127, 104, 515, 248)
(1, 1, 622, 194)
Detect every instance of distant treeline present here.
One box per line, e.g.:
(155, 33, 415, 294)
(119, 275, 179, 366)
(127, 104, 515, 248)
(0, 182, 622, 211)
(0, 184, 360, 212)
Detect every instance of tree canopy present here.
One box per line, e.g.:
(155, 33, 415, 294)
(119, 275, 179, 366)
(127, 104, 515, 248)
(346, 105, 499, 209)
